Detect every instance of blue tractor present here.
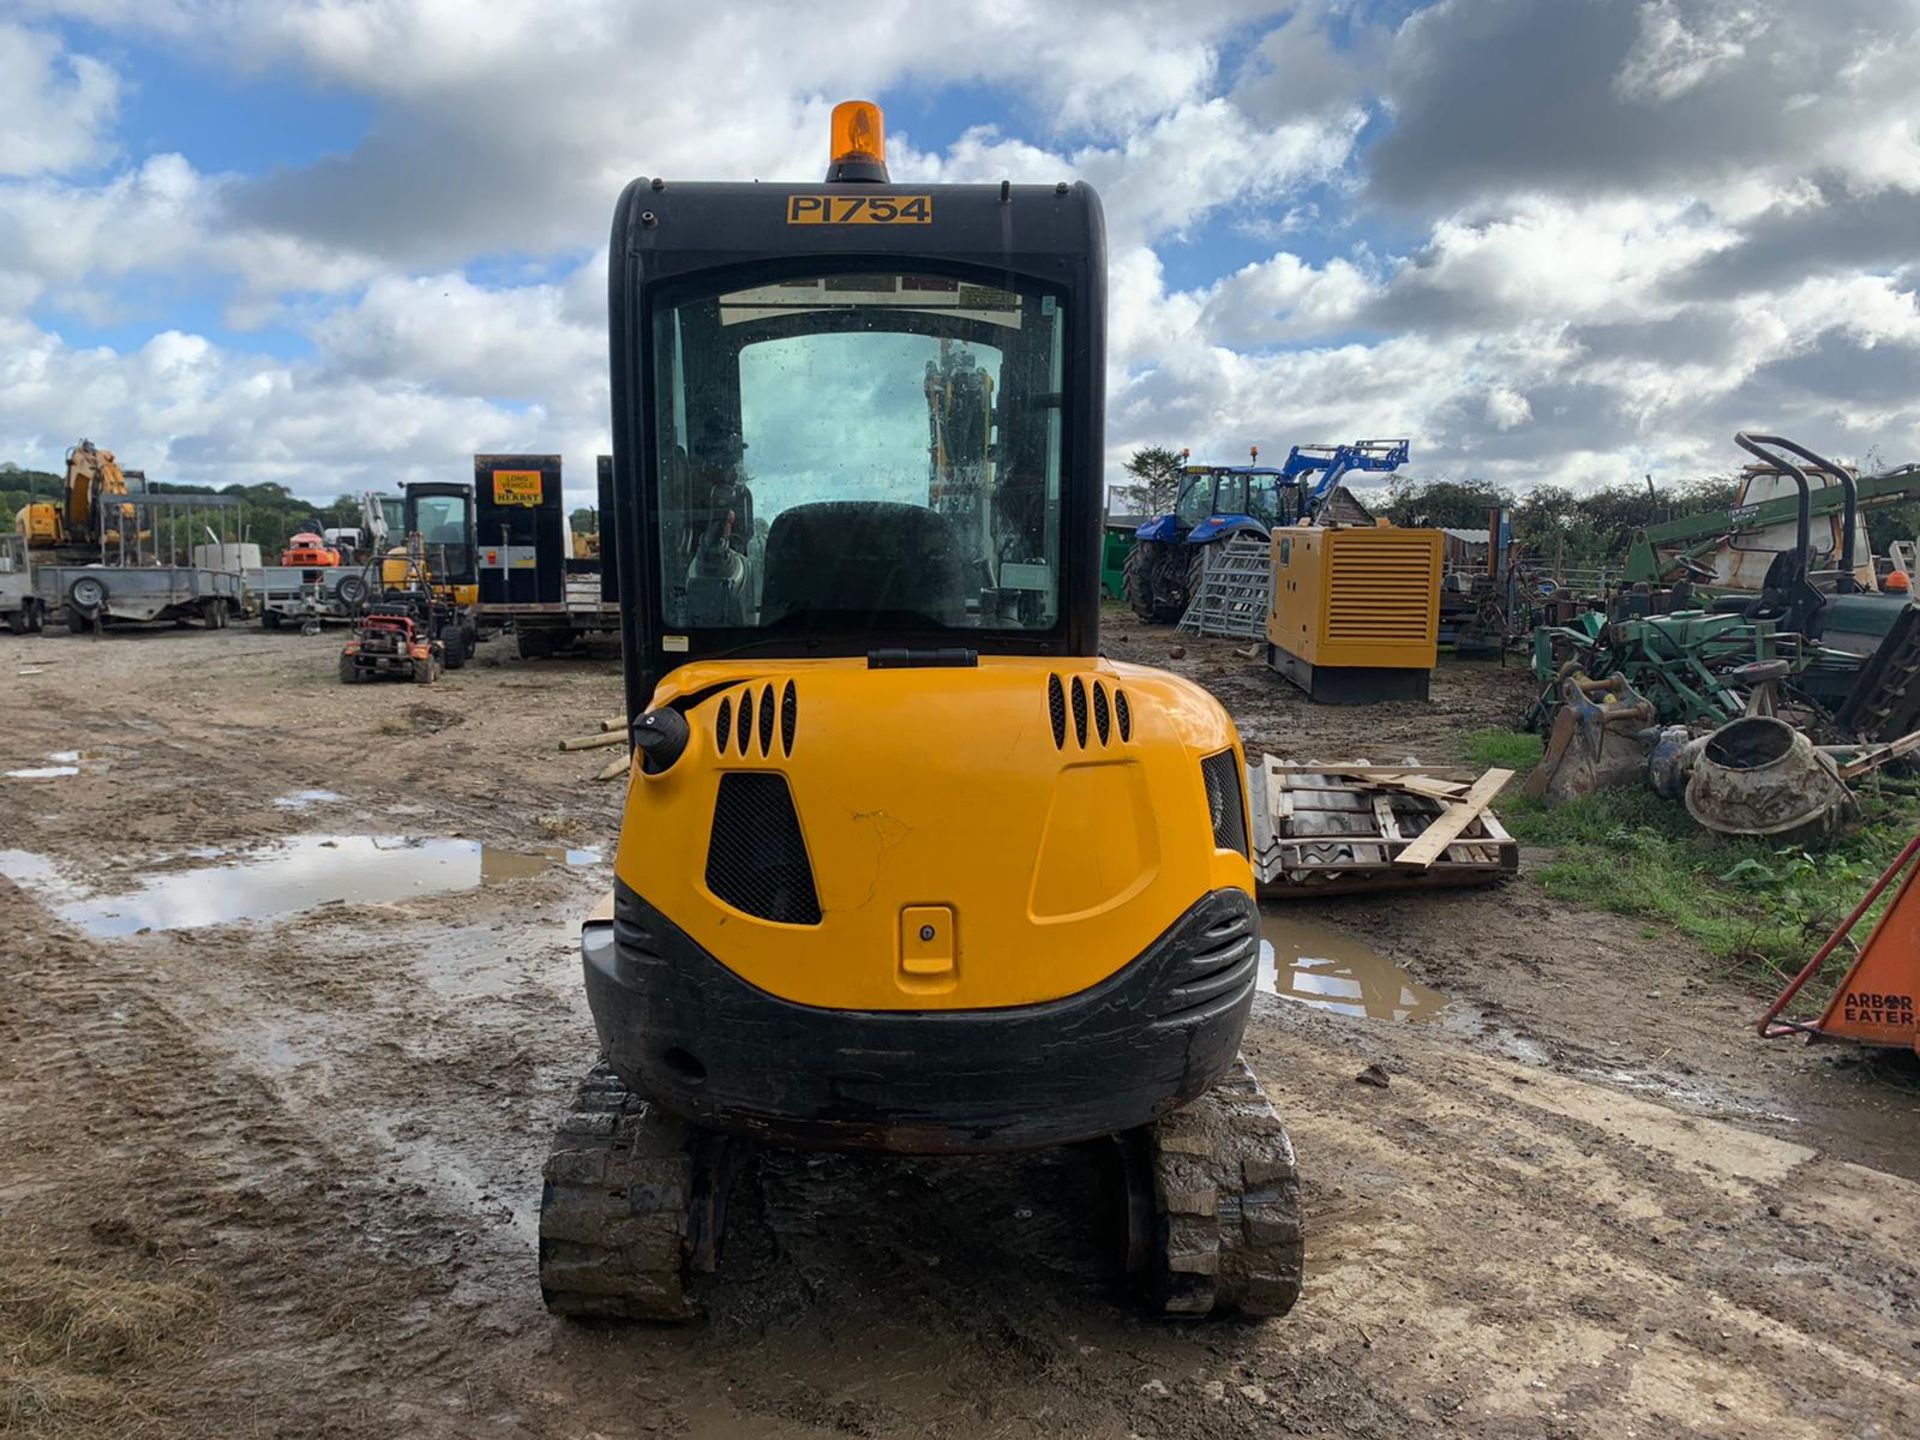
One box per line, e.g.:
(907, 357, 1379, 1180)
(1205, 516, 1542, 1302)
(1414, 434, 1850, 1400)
(1123, 439, 1410, 623)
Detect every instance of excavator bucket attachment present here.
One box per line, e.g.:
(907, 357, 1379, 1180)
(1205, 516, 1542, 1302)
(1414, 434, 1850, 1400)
(1760, 830, 1920, 1051)
(1524, 671, 1655, 805)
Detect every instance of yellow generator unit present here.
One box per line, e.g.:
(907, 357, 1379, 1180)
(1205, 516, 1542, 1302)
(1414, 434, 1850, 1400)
(1267, 523, 1441, 703)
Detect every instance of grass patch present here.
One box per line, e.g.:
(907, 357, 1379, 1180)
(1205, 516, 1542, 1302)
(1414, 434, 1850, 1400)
(1503, 783, 1920, 989)
(0, 1223, 212, 1438)
(1466, 728, 1544, 772)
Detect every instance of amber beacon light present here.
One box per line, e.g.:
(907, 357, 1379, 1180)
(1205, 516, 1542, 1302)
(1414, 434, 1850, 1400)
(826, 100, 889, 183)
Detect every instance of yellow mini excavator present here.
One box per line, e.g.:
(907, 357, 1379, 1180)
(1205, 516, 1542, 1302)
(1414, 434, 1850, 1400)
(13, 440, 138, 562)
(539, 101, 1303, 1320)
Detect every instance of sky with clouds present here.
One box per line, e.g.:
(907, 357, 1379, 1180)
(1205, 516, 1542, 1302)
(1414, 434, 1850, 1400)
(2, 0, 1918, 508)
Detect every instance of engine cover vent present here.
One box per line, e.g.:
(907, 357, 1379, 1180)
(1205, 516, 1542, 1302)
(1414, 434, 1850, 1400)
(1200, 748, 1249, 858)
(705, 772, 821, 924)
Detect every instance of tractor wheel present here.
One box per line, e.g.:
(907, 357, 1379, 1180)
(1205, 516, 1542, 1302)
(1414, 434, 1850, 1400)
(1126, 540, 1191, 624)
(339, 654, 362, 684)
(441, 625, 468, 670)
(1187, 545, 1211, 609)
(1124, 541, 1163, 623)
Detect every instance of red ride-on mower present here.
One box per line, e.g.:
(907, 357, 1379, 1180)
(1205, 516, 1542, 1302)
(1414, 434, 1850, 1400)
(340, 594, 446, 684)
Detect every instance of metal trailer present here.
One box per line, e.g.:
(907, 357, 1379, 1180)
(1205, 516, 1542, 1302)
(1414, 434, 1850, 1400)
(35, 488, 249, 632)
(1, 533, 44, 634)
(246, 563, 376, 629)
(36, 562, 245, 630)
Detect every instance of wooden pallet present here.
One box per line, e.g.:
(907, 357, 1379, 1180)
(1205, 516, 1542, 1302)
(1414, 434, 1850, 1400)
(1248, 755, 1518, 897)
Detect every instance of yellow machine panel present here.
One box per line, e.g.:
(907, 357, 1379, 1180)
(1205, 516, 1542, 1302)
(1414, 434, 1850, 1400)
(616, 656, 1255, 1014)
(1268, 524, 1441, 703)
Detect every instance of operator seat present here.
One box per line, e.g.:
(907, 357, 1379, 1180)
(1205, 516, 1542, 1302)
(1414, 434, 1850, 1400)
(760, 501, 966, 627)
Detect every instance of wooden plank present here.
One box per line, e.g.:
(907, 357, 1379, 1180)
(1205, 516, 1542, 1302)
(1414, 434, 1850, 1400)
(1266, 761, 1472, 781)
(1372, 794, 1402, 841)
(1365, 774, 1469, 801)
(1393, 768, 1515, 869)
(559, 729, 629, 752)
(1836, 727, 1920, 780)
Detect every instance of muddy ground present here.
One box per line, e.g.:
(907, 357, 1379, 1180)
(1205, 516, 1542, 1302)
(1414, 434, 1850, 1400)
(3, 617, 1918, 1439)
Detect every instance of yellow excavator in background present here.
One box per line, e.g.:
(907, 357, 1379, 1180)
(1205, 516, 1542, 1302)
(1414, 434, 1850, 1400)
(377, 480, 482, 667)
(13, 440, 141, 562)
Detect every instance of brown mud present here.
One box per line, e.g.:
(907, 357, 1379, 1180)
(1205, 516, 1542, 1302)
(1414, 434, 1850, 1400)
(2, 621, 1917, 1438)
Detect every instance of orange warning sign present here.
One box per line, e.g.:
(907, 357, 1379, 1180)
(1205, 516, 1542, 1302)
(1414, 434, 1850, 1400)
(492, 470, 543, 507)
(1815, 858, 1920, 1046)
(1763, 829, 1920, 1051)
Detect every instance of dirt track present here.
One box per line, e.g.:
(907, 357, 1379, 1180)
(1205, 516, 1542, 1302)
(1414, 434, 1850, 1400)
(4, 623, 1919, 1439)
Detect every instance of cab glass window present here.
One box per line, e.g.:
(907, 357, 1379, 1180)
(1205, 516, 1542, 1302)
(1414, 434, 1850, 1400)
(651, 271, 1067, 633)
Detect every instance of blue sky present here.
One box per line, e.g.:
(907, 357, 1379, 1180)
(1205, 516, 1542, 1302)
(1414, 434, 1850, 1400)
(1, 1, 1917, 507)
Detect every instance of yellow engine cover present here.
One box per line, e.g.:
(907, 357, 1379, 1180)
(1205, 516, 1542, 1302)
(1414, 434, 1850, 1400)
(1268, 524, 1441, 669)
(14, 503, 58, 546)
(616, 657, 1254, 1012)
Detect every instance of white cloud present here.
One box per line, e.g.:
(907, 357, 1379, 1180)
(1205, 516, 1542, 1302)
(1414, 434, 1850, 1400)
(0, 21, 120, 177)
(3, 0, 1920, 506)
(1615, 0, 1768, 103)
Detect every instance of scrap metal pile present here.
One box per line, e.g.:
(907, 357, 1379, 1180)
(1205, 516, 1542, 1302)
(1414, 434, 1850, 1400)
(1524, 433, 1920, 839)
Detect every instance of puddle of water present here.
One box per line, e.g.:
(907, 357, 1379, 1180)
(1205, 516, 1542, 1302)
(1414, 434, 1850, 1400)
(0, 837, 603, 937)
(1258, 910, 1448, 1023)
(6, 749, 107, 780)
(272, 788, 343, 811)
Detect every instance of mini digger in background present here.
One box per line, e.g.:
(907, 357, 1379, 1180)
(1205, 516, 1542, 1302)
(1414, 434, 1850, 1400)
(539, 102, 1304, 1320)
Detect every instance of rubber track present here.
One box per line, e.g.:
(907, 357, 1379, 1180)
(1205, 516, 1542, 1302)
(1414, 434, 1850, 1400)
(1146, 1055, 1305, 1317)
(538, 1060, 700, 1320)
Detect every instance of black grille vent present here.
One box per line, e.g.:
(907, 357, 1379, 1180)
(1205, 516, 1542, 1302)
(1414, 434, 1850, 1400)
(757, 685, 775, 755)
(705, 773, 822, 924)
(1200, 749, 1249, 857)
(1070, 677, 1089, 747)
(1047, 674, 1067, 749)
(781, 680, 797, 756)
(715, 697, 733, 754)
(735, 692, 752, 754)
(1115, 689, 1132, 742)
(1092, 682, 1111, 745)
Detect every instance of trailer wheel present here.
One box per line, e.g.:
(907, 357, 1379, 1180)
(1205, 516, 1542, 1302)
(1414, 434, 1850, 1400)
(517, 626, 553, 661)
(336, 574, 368, 608)
(64, 605, 97, 634)
(68, 575, 107, 612)
(262, 608, 283, 631)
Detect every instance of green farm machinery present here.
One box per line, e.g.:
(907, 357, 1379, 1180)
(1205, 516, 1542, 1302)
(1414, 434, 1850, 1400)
(1532, 435, 1920, 745)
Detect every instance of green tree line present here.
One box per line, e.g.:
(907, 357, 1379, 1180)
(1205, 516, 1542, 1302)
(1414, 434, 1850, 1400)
(1373, 473, 1920, 571)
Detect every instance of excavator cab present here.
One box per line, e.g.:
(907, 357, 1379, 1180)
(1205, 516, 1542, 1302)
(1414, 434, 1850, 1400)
(378, 482, 481, 667)
(540, 101, 1303, 1323)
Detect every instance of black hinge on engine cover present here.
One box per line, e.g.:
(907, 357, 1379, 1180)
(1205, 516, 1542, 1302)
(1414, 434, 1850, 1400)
(867, 647, 979, 669)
